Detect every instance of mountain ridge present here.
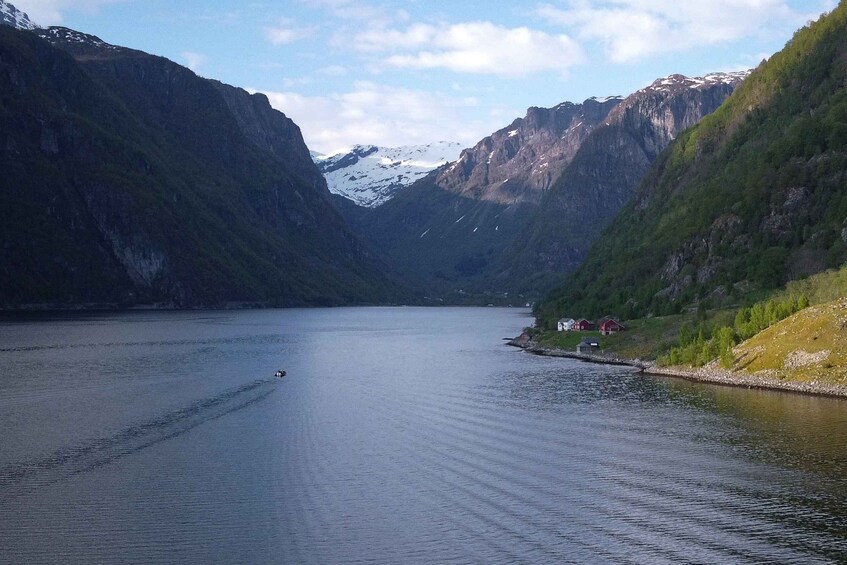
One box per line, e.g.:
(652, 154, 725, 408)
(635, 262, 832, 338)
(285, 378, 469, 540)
(351, 70, 747, 299)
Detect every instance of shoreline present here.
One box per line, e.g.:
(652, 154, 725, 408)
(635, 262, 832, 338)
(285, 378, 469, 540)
(509, 336, 847, 400)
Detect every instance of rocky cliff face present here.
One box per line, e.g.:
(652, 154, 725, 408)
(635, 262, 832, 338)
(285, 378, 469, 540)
(496, 72, 749, 292)
(435, 97, 622, 205)
(0, 24, 399, 307)
(604, 73, 748, 159)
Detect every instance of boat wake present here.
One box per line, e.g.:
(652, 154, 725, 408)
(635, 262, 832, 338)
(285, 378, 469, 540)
(0, 379, 275, 494)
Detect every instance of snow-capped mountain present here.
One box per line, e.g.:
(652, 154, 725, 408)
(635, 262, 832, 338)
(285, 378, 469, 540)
(0, 0, 38, 30)
(36, 26, 121, 52)
(313, 142, 463, 207)
(635, 71, 752, 95)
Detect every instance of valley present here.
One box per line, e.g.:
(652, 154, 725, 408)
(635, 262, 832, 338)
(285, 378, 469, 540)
(4, 0, 847, 379)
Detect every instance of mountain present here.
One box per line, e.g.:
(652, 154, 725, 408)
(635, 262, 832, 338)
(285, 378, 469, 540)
(536, 3, 847, 325)
(0, 22, 400, 308)
(434, 97, 624, 206)
(313, 142, 462, 207)
(348, 97, 622, 295)
(354, 73, 744, 299)
(0, 0, 37, 30)
(497, 72, 748, 293)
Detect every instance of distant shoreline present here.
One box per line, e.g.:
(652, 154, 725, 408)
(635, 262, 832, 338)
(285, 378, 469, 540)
(508, 336, 847, 399)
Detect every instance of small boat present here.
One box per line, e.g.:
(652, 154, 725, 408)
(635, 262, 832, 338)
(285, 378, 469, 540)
(275, 369, 286, 378)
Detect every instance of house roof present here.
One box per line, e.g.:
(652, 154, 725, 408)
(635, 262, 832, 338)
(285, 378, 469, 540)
(578, 338, 599, 346)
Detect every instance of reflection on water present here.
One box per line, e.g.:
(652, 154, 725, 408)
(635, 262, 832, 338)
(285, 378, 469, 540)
(1, 308, 846, 563)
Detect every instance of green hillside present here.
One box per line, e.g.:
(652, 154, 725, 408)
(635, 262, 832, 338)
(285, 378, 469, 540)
(536, 3, 847, 326)
(727, 297, 847, 385)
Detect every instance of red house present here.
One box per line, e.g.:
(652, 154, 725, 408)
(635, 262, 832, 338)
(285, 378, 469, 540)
(574, 319, 594, 331)
(599, 319, 625, 335)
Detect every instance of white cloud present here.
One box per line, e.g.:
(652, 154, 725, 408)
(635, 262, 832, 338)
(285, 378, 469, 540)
(255, 82, 501, 154)
(536, 1, 807, 63)
(303, 0, 397, 25)
(11, 0, 126, 26)
(317, 65, 348, 76)
(281, 76, 314, 88)
(264, 18, 315, 45)
(181, 51, 206, 73)
(352, 21, 585, 77)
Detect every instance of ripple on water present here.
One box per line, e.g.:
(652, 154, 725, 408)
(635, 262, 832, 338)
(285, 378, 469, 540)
(1, 308, 846, 564)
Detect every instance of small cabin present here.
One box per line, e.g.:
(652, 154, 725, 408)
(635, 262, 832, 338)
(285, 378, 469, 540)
(599, 318, 625, 335)
(576, 338, 600, 354)
(557, 318, 575, 332)
(574, 319, 595, 331)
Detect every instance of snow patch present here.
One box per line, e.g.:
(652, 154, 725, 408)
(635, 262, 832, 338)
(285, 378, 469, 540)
(39, 26, 119, 50)
(589, 95, 623, 103)
(0, 0, 38, 30)
(640, 71, 751, 95)
(313, 141, 463, 207)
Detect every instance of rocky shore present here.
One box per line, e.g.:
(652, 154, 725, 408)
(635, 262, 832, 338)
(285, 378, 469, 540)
(508, 333, 847, 399)
(646, 364, 847, 399)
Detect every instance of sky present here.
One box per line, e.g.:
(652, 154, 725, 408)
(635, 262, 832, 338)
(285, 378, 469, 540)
(10, 0, 837, 155)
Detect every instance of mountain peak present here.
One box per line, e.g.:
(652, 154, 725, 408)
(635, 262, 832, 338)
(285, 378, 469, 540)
(641, 71, 751, 95)
(0, 1, 39, 30)
(36, 26, 120, 51)
(314, 142, 463, 207)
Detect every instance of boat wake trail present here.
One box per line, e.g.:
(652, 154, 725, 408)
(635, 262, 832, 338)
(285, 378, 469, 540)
(0, 380, 275, 493)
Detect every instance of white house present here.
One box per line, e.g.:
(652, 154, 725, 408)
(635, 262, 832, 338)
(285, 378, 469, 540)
(557, 318, 575, 332)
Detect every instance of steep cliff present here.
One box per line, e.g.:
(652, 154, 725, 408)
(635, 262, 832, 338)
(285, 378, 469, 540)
(0, 25, 399, 307)
(435, 97, 622, 205)
(500, 72, 747, 292)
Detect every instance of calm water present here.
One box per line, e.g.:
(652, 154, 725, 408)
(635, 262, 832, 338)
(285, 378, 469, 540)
(1, 307, 846, 564)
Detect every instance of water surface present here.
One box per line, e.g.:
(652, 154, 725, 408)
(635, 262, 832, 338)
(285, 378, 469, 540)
(1, 307, 846, 563)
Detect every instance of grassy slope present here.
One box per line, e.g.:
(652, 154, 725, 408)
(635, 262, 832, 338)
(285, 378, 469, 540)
(730, 298, 847, 386)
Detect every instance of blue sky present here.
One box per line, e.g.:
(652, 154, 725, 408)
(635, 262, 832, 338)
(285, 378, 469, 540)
(12, 0, 836, 154)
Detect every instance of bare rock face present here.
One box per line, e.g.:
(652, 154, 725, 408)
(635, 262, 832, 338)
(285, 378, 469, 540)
(498, 72, 750, 292)
(435, 98, 623, 205)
